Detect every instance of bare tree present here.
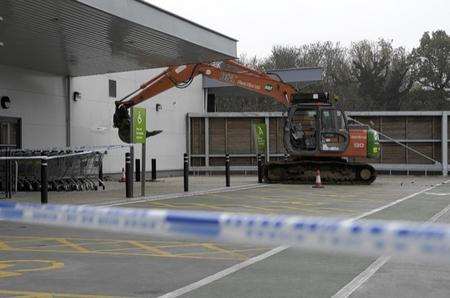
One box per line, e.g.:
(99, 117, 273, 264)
(259, 45, 299, 70)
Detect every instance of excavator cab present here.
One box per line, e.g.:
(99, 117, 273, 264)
(283, 93, 350, 157)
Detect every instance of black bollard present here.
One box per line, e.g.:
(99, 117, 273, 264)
(257, 154, 263, 183)
(98, 155, 103, 181)
(40, 159, 48, 204)
(184, 153, 189, 192)
(125, 153, 133, 198)
(225, 154, 230, 187)
(98, 155, 105, 190)
(135, 159, 141, 182)
(151, 158, 157, 181)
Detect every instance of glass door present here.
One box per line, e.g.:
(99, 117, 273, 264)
(0, 117, 20, 198)
(0, 117, 20, 149)
(319, 109, 349, 152)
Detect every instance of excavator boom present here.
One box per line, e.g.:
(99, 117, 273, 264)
(116, 60, 296, 110)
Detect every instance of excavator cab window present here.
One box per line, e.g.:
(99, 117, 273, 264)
(321, 110, 334, 130)
(319, 108, 349, 152)
(336, 110, 346, 131)
(289, 109, 317, 151)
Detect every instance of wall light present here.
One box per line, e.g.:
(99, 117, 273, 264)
(156, 103, 162, 111)
(1, 96, 11, 109)
(73, 91, 81, 101)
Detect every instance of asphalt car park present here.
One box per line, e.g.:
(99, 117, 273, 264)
(1, 175, 450, 297)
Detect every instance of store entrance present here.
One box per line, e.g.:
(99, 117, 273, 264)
(0, 117, 21, 149)
(0, 117, 21, 198)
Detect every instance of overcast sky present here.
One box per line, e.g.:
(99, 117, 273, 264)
(146, 0, 449, 58)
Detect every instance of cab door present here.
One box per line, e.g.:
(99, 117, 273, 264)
(319, 108, 349, 153)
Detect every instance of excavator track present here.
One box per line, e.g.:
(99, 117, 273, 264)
(264, 160, 377, 185)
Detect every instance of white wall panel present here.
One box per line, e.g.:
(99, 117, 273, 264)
(71, 68, 204, 173)
(0, 64, 204, 173)
(0, 64, 66, 148)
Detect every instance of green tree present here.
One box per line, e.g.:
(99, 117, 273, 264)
(412, 30, 450, 91)
(350, 39, 413, 110)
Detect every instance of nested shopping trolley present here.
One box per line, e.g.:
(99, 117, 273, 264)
(1, 149, 104, 194)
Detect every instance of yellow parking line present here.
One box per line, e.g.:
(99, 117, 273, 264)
(0, 260, 64, 280)
(127, 240, 171, 256)
(156, 243, 208, 249)
(0, 247, 239, 260)
(94, 247, 138, 253)
(0, 236, 255, 260)
(12, 260, 64, 273)
(0, 289, 121, 298)
(201, 243, 248, 260)
(6, 240, 120, 251)
(56, 239, 90, 252)
(0, 240, 12, 250)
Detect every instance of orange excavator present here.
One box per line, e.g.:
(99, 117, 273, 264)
(113, 60, 380, 184)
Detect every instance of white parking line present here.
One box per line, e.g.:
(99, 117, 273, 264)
(426, 192, 450, 196)
(332, 256, 391, 298)
(97, 184, 268, 207)
(158, 180, 450, 298)
(332, 181, 450, 298)
(351, 182, 448, 221)
(158, 246, 289, 298)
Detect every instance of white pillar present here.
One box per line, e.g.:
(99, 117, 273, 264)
(186, 114, 191, 156)
(265, 117, 270, 161)
(205, 117, 209, 168)
(442, 112, 448, 176)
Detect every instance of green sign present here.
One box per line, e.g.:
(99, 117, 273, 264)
(254, 123, 267, 152)
(131, 107, 147, 144)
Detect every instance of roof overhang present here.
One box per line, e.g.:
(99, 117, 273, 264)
(0, 0, 237, 76)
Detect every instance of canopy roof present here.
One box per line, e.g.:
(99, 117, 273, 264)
(0, 0, 237, 76)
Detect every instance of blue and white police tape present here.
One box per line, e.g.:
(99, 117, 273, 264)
(1, 201, 450, 261)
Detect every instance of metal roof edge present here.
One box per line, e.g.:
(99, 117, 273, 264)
(74, 0, 237, 58)
(268, 67, 323, 72)
(133, 0, 238, 42)
(347, 111, 448, 116)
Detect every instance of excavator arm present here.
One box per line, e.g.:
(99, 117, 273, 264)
(113, 59, 297, 143)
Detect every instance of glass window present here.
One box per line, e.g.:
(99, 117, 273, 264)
(293, 110, 317, 132)
(321, 110, 334, 130)
(336, 110, 346, 130)
(109, 80, 117, 98)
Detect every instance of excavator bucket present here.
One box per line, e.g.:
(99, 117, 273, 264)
(113, 106, 162, 143)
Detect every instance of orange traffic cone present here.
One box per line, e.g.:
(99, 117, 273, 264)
(313, 169, 324, 188)
(119, 168, 126, 183)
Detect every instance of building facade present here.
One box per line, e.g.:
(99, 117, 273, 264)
(0, 65, 206, 173)
(0, 0, 236, 174)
